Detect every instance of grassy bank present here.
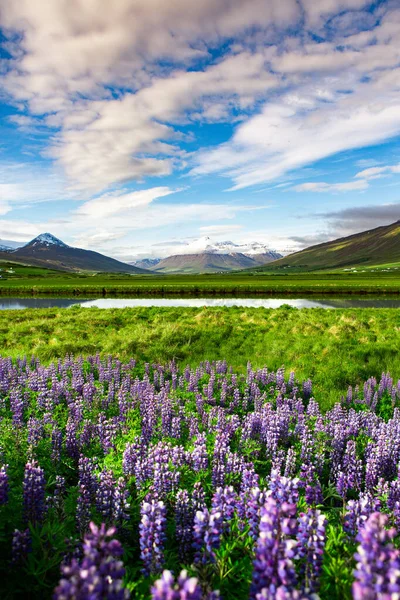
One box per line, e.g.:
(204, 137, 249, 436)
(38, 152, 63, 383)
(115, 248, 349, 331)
(1, 306, 400, 410)
(1, 262, 400, 295)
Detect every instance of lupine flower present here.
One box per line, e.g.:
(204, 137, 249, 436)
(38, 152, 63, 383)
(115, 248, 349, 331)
(53, 522, 130, 599)
(250, 497, 298, 600)
(175, 490, 194, 562)
(139, 499, 167, 575)
(353, 512, 400, 599)
(193, 507, 223, 564)
(11, 528, 32, 566)
(297, 509, 327, 593)
(23, 460, 46, 525)
(151, 570, 203, 600)
(0, 464, 9, 505)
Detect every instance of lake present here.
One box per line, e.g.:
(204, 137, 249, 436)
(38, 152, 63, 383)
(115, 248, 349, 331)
(2, 297, 400, 309)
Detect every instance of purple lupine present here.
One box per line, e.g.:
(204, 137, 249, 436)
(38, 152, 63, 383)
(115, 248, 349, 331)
(175, 490, 194, 562)
(191, 433, 208, 471)
(76, 483, 92, 533)
(0, 464, 9, 505)
(268, 470, 299, 507)
(65, 417, 80, 460)
(297, 509, 327, 593)
(23, 459, 46, 525)
(193, 507, 223, 564)
(78, 455, 98, 501)
(113, 477, 130, 528)
(336, 440, 362, 499)
(53, 522, 130, 599)
(299, 463, 323, 507)
(51, 427, 62, 463)
(245, 487, 268, 541)
(192, 482, 206, 513)
(139, 499, 167, 575)
(211, 486, 237, 531)
(48, 475, 65, 514)
(10, 388, 24, 427)
(11, 528, 32, 566)
(96, 469, 115, 523)
(344, 493, 381, 536)
(353, 512, 400, 599)
(250, 497, 298, 600)
(151, 570, 203, 600)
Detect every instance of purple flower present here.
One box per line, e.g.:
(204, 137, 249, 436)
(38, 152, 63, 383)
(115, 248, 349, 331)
(250, 497, 298, 600)
(11, 528, 31, 566)
(297, 509, 326, 593)
(139, 499, 167, 575)
(150, 570, 203, 600)
(0, 464, 9, 505)
(53, 522, 130, 599)
(23, 460, 46, 525)
(193, 507, 223, 565)
(175, 489, 194, 562)
(353, 512, 400, 599)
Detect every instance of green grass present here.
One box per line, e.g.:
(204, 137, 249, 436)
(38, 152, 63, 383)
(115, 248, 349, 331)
(1, 263, 400, 296)
(1, 305, 400, 410)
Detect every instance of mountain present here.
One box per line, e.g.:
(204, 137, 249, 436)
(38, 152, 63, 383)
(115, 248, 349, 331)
(254, 221, 400, 272)
(152, 251, 279, 274)
(0, 238, 22, 250)
(130, 237, 282, 273)
(0, 233, 149, 274)
(130, 258, 161, 270)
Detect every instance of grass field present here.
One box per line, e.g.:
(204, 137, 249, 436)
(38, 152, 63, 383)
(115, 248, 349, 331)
(1, 261, 400, 295)
(1, 305, 400, 411)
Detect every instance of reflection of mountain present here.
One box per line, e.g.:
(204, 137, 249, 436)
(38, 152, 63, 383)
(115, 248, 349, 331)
(254, 220, 400, 272)
(0, 233, 149, 274)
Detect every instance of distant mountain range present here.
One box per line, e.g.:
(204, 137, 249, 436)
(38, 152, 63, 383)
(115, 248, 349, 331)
(253, 220, 400, 272)
(0, 233, 148, 274)
(131, 237, 282, 273)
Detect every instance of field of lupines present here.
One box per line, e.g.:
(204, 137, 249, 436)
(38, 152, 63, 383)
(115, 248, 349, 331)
(1, 355, 400, 599)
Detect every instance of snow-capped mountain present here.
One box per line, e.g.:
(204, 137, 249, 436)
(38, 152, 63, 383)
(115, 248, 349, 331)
(131, 237, 283, 273)
(24, 233, 69, 248)
(0, 232, 149, 274)
(173, 236, 281, 257)
(130, 258, 161, 270)
(0, 238, 22, 250)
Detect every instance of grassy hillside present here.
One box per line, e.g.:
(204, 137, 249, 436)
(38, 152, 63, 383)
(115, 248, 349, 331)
(1, 305, 400, 411)
(257, 220, 400, 272)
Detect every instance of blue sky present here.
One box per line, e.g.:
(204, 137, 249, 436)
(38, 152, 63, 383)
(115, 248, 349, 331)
(1, 0, 400, 260)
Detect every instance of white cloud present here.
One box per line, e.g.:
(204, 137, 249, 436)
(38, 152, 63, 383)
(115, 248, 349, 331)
(294, 180, 368, 193)
(76, 187, 175, 219)
(355, 163, 400, 179)
(199, 224, 243, 235)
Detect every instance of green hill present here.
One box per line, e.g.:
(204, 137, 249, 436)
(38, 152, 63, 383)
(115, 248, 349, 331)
(256, 220, 400, 272)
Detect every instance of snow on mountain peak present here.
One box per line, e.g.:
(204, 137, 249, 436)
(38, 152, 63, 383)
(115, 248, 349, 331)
(28, 233, 69, 248)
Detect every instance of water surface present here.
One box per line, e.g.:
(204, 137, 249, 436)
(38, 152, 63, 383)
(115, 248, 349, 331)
(2, 297, 400, 310)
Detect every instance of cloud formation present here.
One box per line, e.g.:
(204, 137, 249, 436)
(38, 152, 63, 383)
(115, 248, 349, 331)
(2, 0, 400, 196)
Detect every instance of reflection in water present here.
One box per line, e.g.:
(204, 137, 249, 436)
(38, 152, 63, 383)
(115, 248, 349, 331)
(1, 297, 400, 310)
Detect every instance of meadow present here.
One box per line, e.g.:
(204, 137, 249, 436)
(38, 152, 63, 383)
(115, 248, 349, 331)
(1, 262, 400, 296)
(1, 305, 400, 599)
(1, 306, 400, 412)
(1, 352, 399, 599)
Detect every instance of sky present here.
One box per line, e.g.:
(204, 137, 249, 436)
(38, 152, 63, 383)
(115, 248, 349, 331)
(1, 0, 400, 261)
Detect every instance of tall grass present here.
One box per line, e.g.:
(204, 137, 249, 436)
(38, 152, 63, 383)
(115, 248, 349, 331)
(1, 306, 400, 410)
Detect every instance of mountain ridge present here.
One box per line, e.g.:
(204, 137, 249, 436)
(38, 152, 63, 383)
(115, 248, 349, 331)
(254, 220, 400, 272)
(0, 233, 149, 274)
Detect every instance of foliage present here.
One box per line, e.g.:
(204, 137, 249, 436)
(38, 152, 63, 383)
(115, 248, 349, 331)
(1, 355, 400, 598)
